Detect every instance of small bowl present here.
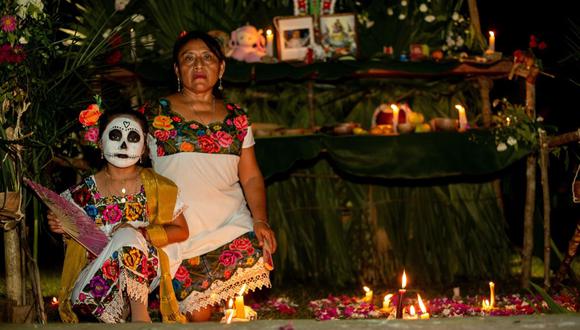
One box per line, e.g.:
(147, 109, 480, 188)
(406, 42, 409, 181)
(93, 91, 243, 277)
(397, 122, 415, 134)
(431, 118, 458, 132)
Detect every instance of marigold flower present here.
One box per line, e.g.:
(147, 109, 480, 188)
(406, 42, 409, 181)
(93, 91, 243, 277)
(0, 16, 17, 32)
(79, 104, 102, 126)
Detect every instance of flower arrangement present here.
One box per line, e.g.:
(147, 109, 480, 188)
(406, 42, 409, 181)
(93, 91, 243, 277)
(513, 34, 547, 71)
(490, 99, 541, 152)
(442, 11, 471, 55)
(78, 95, 104, 148)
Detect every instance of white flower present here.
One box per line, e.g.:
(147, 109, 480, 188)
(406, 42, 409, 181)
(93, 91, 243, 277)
(456, 36, 464, 47)
(102, 28, 112, 39)
(366, 20, 375, 28)
(536, 116, 544, 122)
(401, 1, 408, 6)
(446, 37, 455, 46)
(16, 0, 45, 19)
(419, 4, 428, 12)
(507, 136, 517, 146)
(18, 36, 28, 44)
(115, 0, 130, 11)
(424, 15, 436, 22)
(452, 12, 459, 21)
(131, 14, 145, 23)
(387, 8, 394, 16)
(398, 14, 406, 20)
(497, 142, 507, 152)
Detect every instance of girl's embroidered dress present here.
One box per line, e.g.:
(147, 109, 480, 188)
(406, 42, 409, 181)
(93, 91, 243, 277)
(62, 176, 183, 322)
(147, 99, 271, 312)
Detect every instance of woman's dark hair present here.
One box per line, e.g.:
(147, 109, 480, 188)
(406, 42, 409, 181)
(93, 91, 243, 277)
(173, 31, 226, 98)
(98, 109, 149, 140)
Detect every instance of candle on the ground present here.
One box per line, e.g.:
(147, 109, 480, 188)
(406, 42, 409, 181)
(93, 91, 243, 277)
(488, 31, 495, 52)
(417, 294, 430, 319)
(225, 298, 235, 324)
(396, 270, 407, 319)
(408, 305, 417, 319)
(235, 284, 247, 319)
(489, 282, 495, 308)
(382, 293, 393, 313)
(363, 286, 373, 304)
(391, 104, 400, 133)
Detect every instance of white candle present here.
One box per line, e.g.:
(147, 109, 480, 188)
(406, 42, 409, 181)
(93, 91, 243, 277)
(225, 298, 235, 324)
(266, 29, 274, 57)
(488, 31, 495, 52)
(489, 282, 495, 308)
(417, 294, 430, 319)
(455, 104, 467, 131)
(390, 104, 400, 133)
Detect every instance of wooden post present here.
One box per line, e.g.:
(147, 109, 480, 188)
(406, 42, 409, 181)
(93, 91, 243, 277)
(477, 77, 493, 128)
(538, 130, 551, 288)
(4, 225, 23, 306)
(467, 0, 487, 52)
(521, 154, 537, 289)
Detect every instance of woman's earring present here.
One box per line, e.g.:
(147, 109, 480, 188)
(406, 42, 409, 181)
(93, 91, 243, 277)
(177, 76, 182, 92)
(100, 152, 104, 159)
(218, 77, 223, 91)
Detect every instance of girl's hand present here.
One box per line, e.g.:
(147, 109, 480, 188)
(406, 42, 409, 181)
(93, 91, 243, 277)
(47, 210, 65, 234)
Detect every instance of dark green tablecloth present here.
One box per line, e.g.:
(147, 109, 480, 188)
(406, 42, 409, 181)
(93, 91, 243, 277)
(255, 130, 531, 180)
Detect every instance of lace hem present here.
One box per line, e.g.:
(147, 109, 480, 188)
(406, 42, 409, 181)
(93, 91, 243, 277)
(99, 290, 125, 323)
(121, 269, 149, 304)
(179, 257, 271, 313)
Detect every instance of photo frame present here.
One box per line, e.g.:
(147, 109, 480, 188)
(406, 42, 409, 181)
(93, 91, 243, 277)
(319, 13, 358, 59)
(274, 15, 314, 62)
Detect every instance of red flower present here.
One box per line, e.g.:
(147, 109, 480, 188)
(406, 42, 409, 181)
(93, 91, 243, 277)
(171, 116, 182, 123)
(218, 250, 243, 267)
(198, 135, 220, 153)
(154, 129, 170, 141)
(174, 265, 189, 281)
(157, 146, 165, 157)
(106, 50, 122, 65)
(538, 41, 547, 50)
(529, 35, 537, 48)
(72, 187, 91, 207)
(229, 237, 253, 252)
(513, 49, 525, 63)
(101, 258, 119, 280)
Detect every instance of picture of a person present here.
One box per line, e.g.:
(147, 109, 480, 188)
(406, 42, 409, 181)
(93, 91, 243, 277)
(285, 30, 309, 48)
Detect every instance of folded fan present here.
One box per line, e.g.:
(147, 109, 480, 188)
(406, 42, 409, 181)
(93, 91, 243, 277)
(24, 178, 108, 256)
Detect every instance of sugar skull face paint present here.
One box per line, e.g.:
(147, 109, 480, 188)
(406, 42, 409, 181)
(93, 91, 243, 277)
(101, 116, 144, 168)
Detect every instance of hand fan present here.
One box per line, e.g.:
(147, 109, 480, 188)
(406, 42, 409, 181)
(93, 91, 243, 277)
(24, 178, 108, 256)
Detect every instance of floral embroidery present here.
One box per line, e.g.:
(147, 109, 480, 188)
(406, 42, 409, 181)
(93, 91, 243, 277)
(101, 258, 119, 280)
(174, 265, 189, 281)
(125, 202, 142, 221)
(152, 115, 174, 130)
(89, 276, 109, 299)
(103, 204, 122, 224)
(122, 247, 143, 271)
(72, 186, 92, 207)
(219, 250, 243, 267)
(147, 99, 250, 157)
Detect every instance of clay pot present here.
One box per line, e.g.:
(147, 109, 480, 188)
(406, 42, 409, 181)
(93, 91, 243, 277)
(431, 118, 458, 132)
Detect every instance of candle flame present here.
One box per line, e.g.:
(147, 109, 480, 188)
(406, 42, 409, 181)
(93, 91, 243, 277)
(363, 286, 370, 293)
(409, 305, 416, 316)
(417, 294, 427, 313)
(482, 299, 490, 310)
(266, 29, 272, 36)
(455, 104, 465, 112)
(52, 297, 58, 304)
(228, 298, 233, 309)
(489, 31, 495, 37)
(384, 293, 393, 303)
(237, 284, 247, 296)
(390, 104, 399, 112)
(401, 270, 407, 289)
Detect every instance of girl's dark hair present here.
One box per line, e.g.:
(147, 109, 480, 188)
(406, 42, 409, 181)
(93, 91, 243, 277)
(98, 109, 149, 140)
(173, 31, 226, 98)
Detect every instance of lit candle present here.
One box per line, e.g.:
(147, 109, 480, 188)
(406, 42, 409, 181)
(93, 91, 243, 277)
(417, 294, 430, 319)
(266, 29, 274, 57)
(235, 284, 247, 319)
(489, 282, 495, 308)
(382, 293, 393, 312)
(225, 298, 235, 324)
(488, 31, 495, 52)
(363, 286, 373, 304)
(482, 299, 490, 312)
(408, 305, 417, 319)
(51, 297, 59, 306)
(455, 104, 468, 131)
(396, 270, 407, 319)
(390, 104, 400, 133)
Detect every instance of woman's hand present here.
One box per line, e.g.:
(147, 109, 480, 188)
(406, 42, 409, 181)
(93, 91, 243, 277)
(253, 221, 277, 253)
(47, 210, 65, 234)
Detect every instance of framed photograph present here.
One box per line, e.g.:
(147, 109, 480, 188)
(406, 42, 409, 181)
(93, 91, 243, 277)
(274, 15, 314, 62)
(319, 13, 358, 59)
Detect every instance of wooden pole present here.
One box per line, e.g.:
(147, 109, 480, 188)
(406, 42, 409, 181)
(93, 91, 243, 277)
(467, 0, 487, 52)
(477, 77, 493, 128)
(538, 130, 551, 288)
(4, 225, 23, 306)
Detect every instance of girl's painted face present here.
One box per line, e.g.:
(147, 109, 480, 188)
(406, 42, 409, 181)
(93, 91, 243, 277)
(101, 116, 144, 168)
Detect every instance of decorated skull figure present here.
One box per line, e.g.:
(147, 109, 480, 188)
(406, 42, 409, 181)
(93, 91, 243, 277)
(101, 116, 144, 168)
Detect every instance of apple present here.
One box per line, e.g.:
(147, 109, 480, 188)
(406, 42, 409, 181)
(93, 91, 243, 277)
(415, 123, 432, 133)
(407, 112, 425, 125)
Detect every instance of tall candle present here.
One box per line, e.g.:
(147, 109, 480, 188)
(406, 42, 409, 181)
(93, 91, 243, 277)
(363, 286, 373, 304)
(396, 270, 407, 319)
(488, 31, 495, 52)
(266, 29, 274, 57)
(235, 284, 247, 319)
(455, 104, 467, 131)
(489, 282, 495, 308)
(391, 104, 400, 133)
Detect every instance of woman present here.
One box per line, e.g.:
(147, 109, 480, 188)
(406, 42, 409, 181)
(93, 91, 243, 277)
(147, 31, 277, 321)
(48, 108, 189, 323)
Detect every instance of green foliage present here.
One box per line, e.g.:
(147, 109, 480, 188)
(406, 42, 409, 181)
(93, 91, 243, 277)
(528, 282, 571, 314)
